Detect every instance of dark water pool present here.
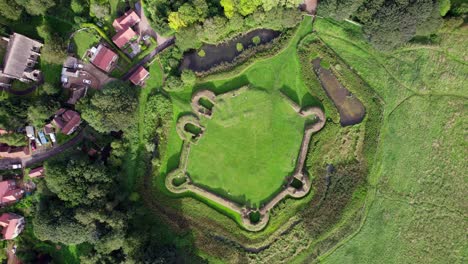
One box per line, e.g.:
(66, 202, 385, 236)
(180, 29, 281, 73)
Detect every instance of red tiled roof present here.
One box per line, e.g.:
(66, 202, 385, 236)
(91, 45, 118, 73)
(113, 10, 140, 31)
(53, 109, 81, 135)
(0, 213, 24, 240)
(112, 27, 137, 48)
(29, 166, 44, 178)
(0, 181, 23, 205)
(129, 66, 150, 86)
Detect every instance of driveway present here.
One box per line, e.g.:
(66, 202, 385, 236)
(122, 37, 175, 81)
(134, 0, 170, 46)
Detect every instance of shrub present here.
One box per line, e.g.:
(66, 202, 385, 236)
(236, 42, 244, 52)
(252, 36, 261, 45)
(197, 49, 206, 57)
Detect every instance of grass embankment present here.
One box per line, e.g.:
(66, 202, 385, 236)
(155, 17, 318, 233)
(308, 18, 467, 263)
(187, 89, 305, 207)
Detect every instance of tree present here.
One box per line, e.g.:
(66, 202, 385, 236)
(238, 0, 262, 16)
(44, 157, 114, 207)
(14, 0, 56, 16)
(0, 0, 23, 20)
(90, 2, 110, 20)
(33, 198, 95, 245)
(0, 133, 26, 146)
(27, 104, 52, 128)
(362, 0, 439, 50)
(70, 0, 86, 14)
(79, 81, 138, 133)
(220, 0, 236, 18)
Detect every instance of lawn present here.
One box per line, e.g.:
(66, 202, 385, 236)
(300, 17, 468, 263)
(187, 89, 306, 207)
(72, 30, 100, 59)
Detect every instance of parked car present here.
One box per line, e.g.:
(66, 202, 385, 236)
(11, 164, 22, 169)
(35, 138, 42, 147)
(31, 140, 36, 151)
(49, 133, 56, 143)
(83, 79, 92, 85)
(25, 126, 35, 139)
(38, 131, 48, 145)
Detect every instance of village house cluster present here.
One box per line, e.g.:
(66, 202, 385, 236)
(0, 8, 156, 241)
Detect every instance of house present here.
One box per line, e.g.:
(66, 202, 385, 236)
(0, 33, 43, 85)
(52, 108, 81, 135)
(0, 180, 24, 205)
(112, 27, 137, 49)
(129, 66, 150, 86)
(89, 44, 118, 73)
(0, 213, 25, 240)
(112, 10, 141, 32)
(0, 144, 30, 158)
(29, 166, 44, 178)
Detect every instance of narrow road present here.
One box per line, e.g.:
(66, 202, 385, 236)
(122, 37, 175, 81)
(0, 129, 85, 170)
(23, 129, 85, 167)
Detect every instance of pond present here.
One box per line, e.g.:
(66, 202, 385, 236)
(180, 29, 281, 73)
(312, 58, 366, 126)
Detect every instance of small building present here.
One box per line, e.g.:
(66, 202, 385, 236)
(29, 166, 44, 178)
(0, 33, 43, 84)
(129, 66, 150, 86)
(43, 124, 54, 135)
(112, 10, 141, 32)
(112, 27, 137, 49)
(52, 108, 81, 135)
(89, 44, 118, 73)
(0, 213, 25, 240)
(0, 180, 24, 205)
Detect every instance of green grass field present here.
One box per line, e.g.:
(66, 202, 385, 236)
(72, 30, 100, 58)
(187, 89, 305, 207)
(308, 17, 468, 263)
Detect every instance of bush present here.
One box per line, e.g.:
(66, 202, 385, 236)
(252, 36, 261, 45)
(197, 49, 206, 57)
(236, 42, 244, 52)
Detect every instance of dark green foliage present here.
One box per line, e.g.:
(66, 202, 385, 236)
(79, 80, 138, 133)
(362, 0, 441, 50)
(318, 0, 443, 50)
(318, 0, 366, 20)
(0, 98, 29, 129)
(15, 0, 56, 16)
(0, 133, 26, 146)
(142, 94, 172, 146)
(44, 157, 114, 207)
(0, 0, 23, 20)
(33, 197, 95, 245)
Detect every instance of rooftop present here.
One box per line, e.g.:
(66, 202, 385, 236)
(112, 10, 141, 32)
(1, 33, 43, 81)
(0, 180, 23, 205)
(0, 213, 25, 240)
(112, 27, 137, 49)
(53, 108, 81, 135)
(90, 44, 118, 73)
(129, 66, 150, 86)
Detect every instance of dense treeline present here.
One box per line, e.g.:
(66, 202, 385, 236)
(318, 0, 466, 49)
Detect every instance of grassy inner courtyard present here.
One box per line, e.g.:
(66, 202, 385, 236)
(186, 89, 307, 207)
